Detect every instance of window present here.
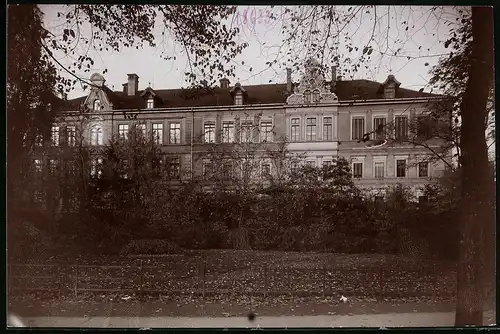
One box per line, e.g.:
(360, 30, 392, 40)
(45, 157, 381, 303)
(416, 116, 433, 139)
(261, 163, 271, 178)
(418, 162, 429, 178)
(222, 121, 234, 143)
(306, 118, 317, 141)
(152, 123, 163, 144)
(323, 117, 333, 141)
(374, 162, 385, 178)
(137, 123, 147, 137)
(418, 195, 428, 204)
(122, 159, 128, 179)
(90, 158, 103, 178)
(222, 162, 233, 180)
(49, 159, 58, 174)
(118, 124, 129, 140)
(260, 121, 273, 142)
(34, 159, 42, 173)
(67, 126, 76, 146)
(93, 99, 101, 111)
(34, 191, 43, 204)
(204, 122, 215, 143)
(168, 157, 181, 179)
(384, 85, 395, 99)
(306, 160, 316, 168)
(169, 122, 181, 144)
(351, 117, 364, 140)
(90, 127, 103, 146)
(290, 118, 300, 141)
(146, 98, 154, 109)
(304, 90, 311, 103)
(396, 159, 406, 177)
(312, 90, 320, 103)
(234, 93, 243, 105)
(35, 134, 43, 147)
(322, 160, 332, 168)
(51, 126, 59, 146)
(353, 162, 363, 178)
(240, 121, 253, 143)
(395, 116, 408, 140)
(203, 161, 213, 179)
(373, 117, 387, 139)
(291, 162, 299, 173)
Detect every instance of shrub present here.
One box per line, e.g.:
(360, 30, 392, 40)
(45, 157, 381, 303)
(120, 239, 184, 255)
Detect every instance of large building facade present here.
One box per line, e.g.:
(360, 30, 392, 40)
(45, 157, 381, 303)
(43, 59, 449, 198)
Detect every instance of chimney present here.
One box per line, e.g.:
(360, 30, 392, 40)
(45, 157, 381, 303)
(220, 78, 230, 89)
(127, 73, 139, 96)
(286, 68, 292, 93)
(122, 83, 127, 94)
(331, 66, 337, 92)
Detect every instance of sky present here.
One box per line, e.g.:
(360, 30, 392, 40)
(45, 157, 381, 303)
(41, 5, 452, 100)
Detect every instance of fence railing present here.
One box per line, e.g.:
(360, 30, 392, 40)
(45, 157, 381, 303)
(8, 261, 457, 299)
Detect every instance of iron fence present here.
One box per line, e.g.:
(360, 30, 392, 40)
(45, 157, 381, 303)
(8, 261, 457, 299)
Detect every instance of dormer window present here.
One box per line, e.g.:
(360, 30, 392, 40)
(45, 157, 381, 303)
(234, 93, 243, 105)
(146, 98, 154, 109)
(304, 90, 311, 103)
(312, 90, 320, 103)
(93, 99, 101, 111)
(384, 85, 396, 99)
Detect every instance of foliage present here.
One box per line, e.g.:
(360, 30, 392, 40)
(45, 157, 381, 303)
(45, 5, 247, 92)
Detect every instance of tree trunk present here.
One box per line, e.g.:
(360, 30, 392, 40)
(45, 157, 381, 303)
(454, 6, 494, 326)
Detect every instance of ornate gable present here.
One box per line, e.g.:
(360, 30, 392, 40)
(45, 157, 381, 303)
(83, 73, 113, 112)
(286, 58, 338, 105)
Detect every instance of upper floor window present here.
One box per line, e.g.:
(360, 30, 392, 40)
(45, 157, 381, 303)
(136, 123, 147, 137)
(146, 98, 154, 109)
(290, 118, 300, 142)
(152, 123, 163, 145)
(290, 161, 299, 173)
(306, 160, 316, 168)
(260, 121, 273, 143)
(90, 126, 103, 146)
(240, 121, 253, 143)
(373, 117, 387, 140)
(374, 162, 385, 178)
(351, 117, 364, 141)
(93, 99, 101, 111)
(118, 124, 129, 140)
(222, 121, 234, 143)
(418, 162, 429, 178)
(353, 162, 363, 178)
(35, 134, 43, 147)
(312, 90, 320, 103)
(396, 159, 406, 177)
(323, 117, 333, 141)
(204, 122, 216, 143)
(306, 118, 317, 141)
(169, 122, 181, 144)
(51, 126, 60, 146)
(322, 160, 332, 168)
(416, 116, 433, 139)
(395, 116, 409, 141)
(261, 163, 271, 178)
(67, 126, 76, 147)
(234, 93, 243, 105)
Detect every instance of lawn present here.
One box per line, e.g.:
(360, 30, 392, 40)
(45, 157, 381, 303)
(9, 250, 457, 300)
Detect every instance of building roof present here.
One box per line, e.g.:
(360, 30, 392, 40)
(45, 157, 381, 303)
(60, 79, 439, 111)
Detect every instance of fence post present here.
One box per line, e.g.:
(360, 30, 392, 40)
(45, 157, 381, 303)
(139, 260, 143, 299)
(264, 264, 268, 298)
(378, 268, 384, 300)
(322, 265, 326, 298)
(74, 263, 79, 298)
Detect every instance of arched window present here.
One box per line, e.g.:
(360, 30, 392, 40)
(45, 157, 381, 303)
(312, 90, 320, 103)
(93, 99, 101, 111)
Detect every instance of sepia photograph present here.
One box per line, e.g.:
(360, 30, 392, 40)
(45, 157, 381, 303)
(6, 4, 496, 328)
